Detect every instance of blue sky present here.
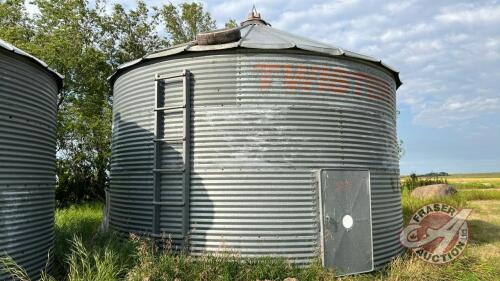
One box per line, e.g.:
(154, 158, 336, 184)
(30, 0, 499, 175)
(125, 0, 500, 175)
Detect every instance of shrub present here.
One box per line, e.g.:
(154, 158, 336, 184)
(401, 173, 448, 191)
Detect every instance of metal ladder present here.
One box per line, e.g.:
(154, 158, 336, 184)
(152, 70, 191, 246)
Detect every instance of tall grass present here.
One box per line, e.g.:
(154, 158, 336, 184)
(3, 182, 500, 281)
(0, 255, 30, 281)
(66, 236, 128, 281)
(51, 205, 333, 281)
(53, 203, 136, 280)
(126, 238, 333, 281)
(459, 189, 500, 201)
(0, 253, 55, 281)
(400, 188, 467, 223)
(451, 182, 499, 189)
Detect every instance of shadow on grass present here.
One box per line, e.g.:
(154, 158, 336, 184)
(467, 219, 500, 245)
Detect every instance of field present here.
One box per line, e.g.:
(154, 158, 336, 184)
(401, 172, 500, 201)
(445, 173, 500, 190)
(2, 173, 500, 281)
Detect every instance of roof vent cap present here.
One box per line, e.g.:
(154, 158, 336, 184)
(240, 6, 271, 27)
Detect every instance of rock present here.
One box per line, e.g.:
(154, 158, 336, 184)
(410, 184, 457, 198)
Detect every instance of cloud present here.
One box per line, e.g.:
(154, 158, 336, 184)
(90, 0, 500, 133)
(384, 0, 417, 13)
(18, 0, 499, 173)
(414, 96, 500, 128)
(202, 0, 500, 132)
(380, 23, 435, 42)
(436, 5, 500, 24)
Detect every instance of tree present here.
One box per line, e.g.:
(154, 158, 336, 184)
(225, 19, 238, 28)
(1, 0, 225, 206)
(0, 0, 34, 50)
(105, 1, 166, 66)
(29, 0, 113, 204)
(160, 2, 216, 45)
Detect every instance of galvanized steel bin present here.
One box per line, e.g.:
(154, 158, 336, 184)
(109, 18, 402, 273)
(0, 39, 62, 280)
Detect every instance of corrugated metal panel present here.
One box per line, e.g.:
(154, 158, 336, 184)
(110, 49, 402, 268)
(0, 49, 58, 280)
(109, 24, 401, 89)
(0, 38, 63, 88)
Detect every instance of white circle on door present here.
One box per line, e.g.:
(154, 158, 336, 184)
(342, 214, 354, 229)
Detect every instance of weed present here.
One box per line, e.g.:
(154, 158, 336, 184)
(66, 236, 127, 281)
(0, 255, 30, 281)
(3, 174, 500, 281)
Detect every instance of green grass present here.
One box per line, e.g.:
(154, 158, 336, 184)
(451, 182, 499, 189)
(127, 249, 333, 281)
(459, 189, 500, 201)
(444, 172, 500, 189)
(400, 188, 467, 223)
(52, 203, 137, 280)
(49, 204, 334, 281)
(3, 182, 500, 280)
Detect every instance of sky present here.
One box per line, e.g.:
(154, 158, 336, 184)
(119, 0, 500, 175)
(29, 0, 500, 175)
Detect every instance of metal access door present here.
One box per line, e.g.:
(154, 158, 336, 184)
(318, 169, 373, 276)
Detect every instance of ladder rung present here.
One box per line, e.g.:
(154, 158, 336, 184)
(154, 137, 185, 143)
(155, 73, 186, 81)
(155, 105, 185, 111)
(153, 168, 185, 173)
(152, 201, 185, 206)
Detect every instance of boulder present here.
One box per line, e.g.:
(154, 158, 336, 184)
(410, 184, 457, 198)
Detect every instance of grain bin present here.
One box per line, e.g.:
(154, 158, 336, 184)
(0, 39, 62, 280)
(108, 11, 402, 275)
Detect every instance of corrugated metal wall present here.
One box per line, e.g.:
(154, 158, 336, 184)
(0, 49, 58, 280)
(110, 49, 402, 267)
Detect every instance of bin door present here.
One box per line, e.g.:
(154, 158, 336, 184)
(318, 169, 373, 275)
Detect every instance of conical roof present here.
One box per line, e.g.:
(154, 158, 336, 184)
(109, 13, 401, 88)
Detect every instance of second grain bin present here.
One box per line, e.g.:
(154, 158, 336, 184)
(0, 39, 62, 280)
(109, 11, 402, 275)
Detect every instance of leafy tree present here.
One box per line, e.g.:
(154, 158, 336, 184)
(0, 0, 224, 206)
(29, 0, 113, 204)
(0, 0, 34, 50)
(224, 19, 238, 28)
(105, 0, 166, 66)
(160, 2, 216, 45)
